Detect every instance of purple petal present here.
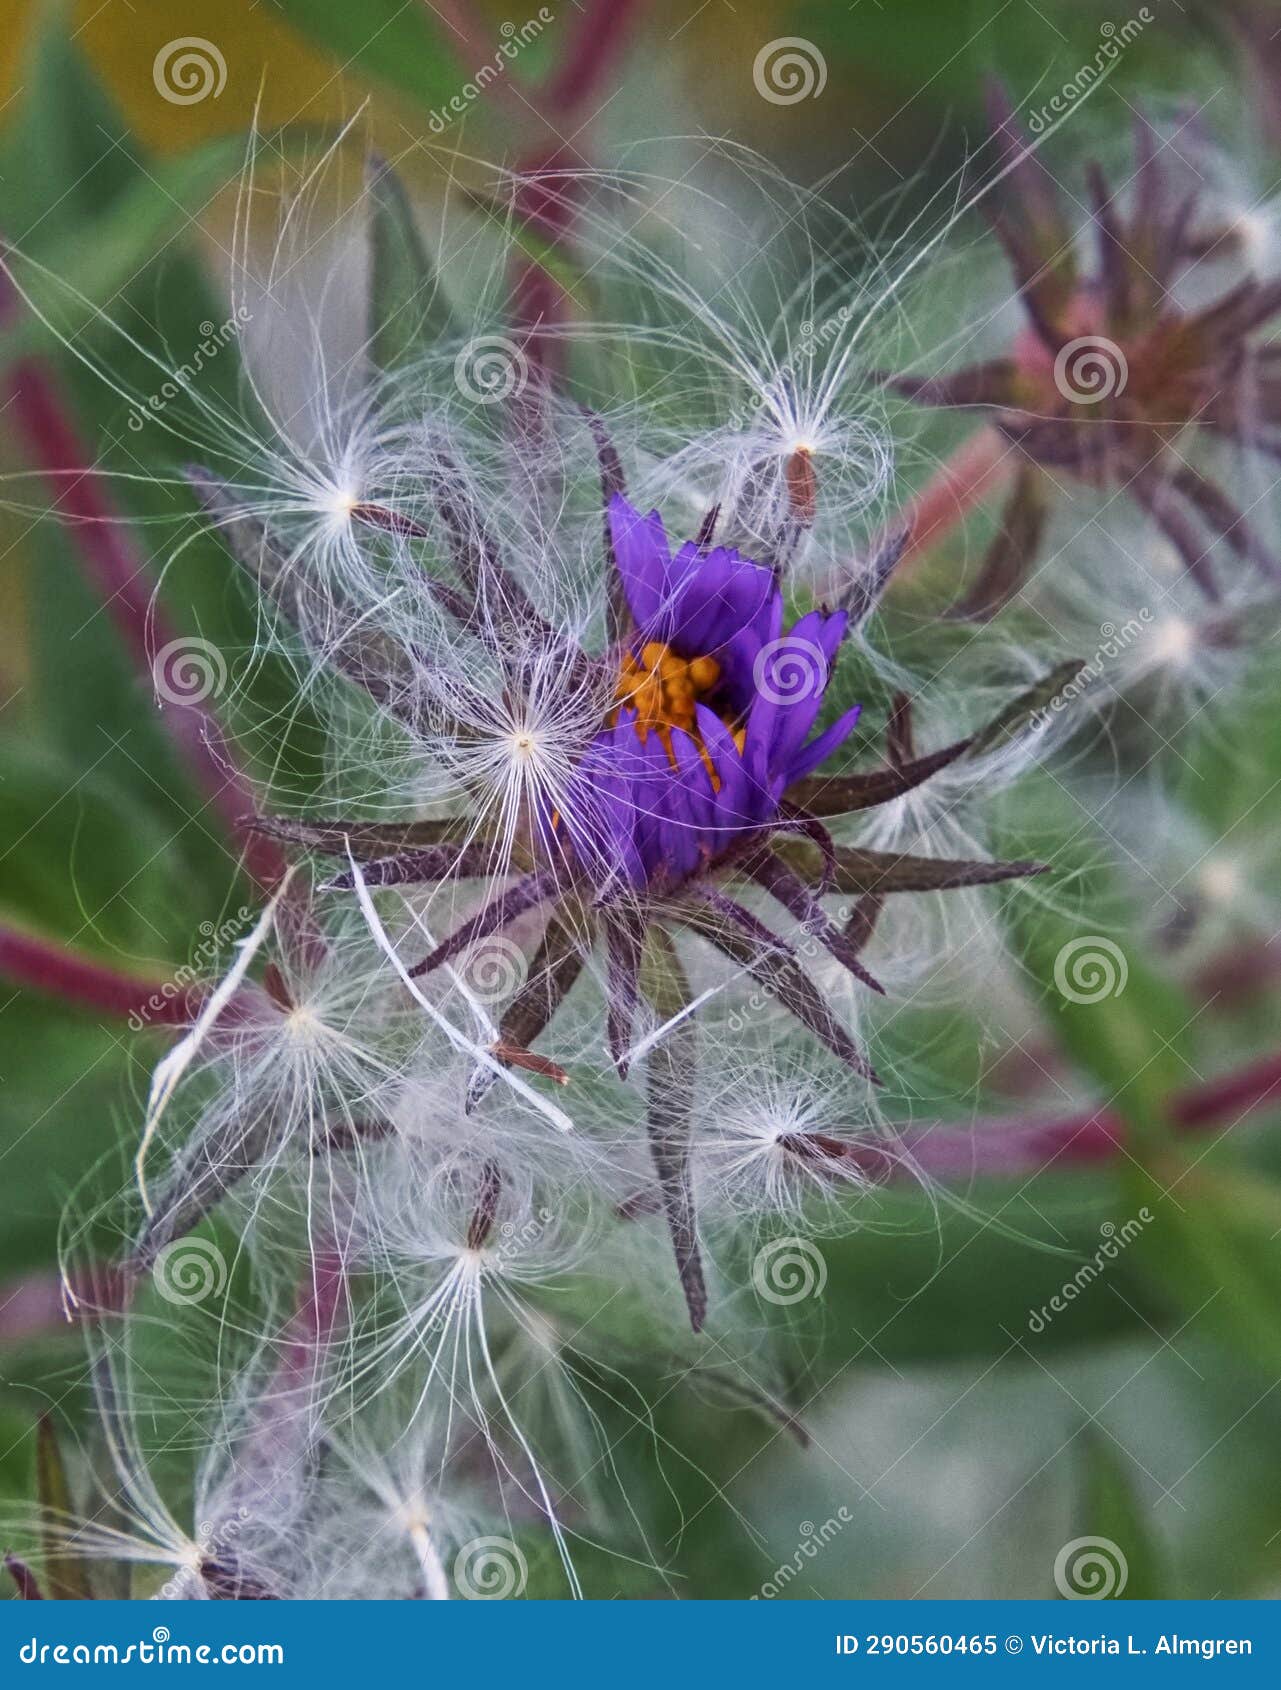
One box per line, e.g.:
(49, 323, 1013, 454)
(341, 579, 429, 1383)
(609, 494, 672, 634)
(787, 704, 864, 783)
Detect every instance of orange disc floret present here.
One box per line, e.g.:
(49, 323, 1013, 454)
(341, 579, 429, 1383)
(612, 641, 722, 757)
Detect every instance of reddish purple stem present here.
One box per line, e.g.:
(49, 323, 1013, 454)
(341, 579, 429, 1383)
(542, 0, 649, 116)
(0, 926, 203, 1024)
(899, 1050, 1281, 1182)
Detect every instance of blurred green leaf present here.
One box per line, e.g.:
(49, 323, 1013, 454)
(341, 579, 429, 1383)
(36, 1416, 90, 1600)
(2, 140, 246, 362)
(1076, 1432, 1167, 1598)
(273, 1, 466, 116)
(1131, 1159, 1281, 1379)
(368, 156, 453, 373)
(1005, 792, 1196, 1141)
(0, 9, 136, 247)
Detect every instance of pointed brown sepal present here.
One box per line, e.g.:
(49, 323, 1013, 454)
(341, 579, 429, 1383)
(246, 814, 487, 859)
(466, 1160, 504, 1251)
(844, 894, 884, 953)
(1129, 468, 1222, 600)
(967, 657, 1090, 757)
(885, 693, 915, 769)
(785, 736, 973, 819)
(465, 912, 585, 1108)
(4, 1553, 44, 1600)
(639, 930, 709, 1333)
(322, 843, 496, 891)
(983, 78, 1077, 315)
(602, 906, 646, 1076)
(677, 892, 878, 1084)
(740, 850, 885, 995)
(583, 409, 631, 647)
(840, 525, 910, 628)
(830, 847, 1050, 896)
(407, 872, 555, 979)
(1172, 463, 1281, 583)
(694, 503, 721, 549)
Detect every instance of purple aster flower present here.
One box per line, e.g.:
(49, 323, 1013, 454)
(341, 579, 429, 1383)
(542, 494, 863, 895)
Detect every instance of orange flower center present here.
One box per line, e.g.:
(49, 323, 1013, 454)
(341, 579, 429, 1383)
(611, 641, 743, 781)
